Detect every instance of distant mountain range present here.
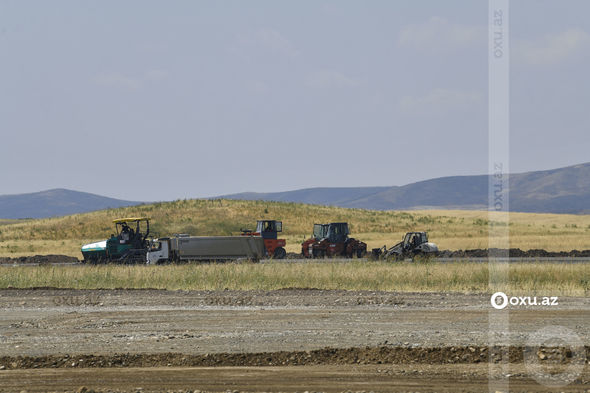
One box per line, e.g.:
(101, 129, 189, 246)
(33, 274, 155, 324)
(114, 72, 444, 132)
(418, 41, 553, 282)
(219, 162, 590, 214)
(2, 163, 589, 219)
(0, 189, 142, 219)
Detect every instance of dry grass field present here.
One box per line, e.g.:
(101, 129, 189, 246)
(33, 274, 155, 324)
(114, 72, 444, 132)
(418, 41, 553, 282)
(1, 199, 590, 257)
(1, 261, 588, 295)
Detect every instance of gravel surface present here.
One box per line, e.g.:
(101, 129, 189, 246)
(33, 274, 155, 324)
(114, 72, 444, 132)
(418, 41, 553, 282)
(0, 289, 588, 357)
(1, 289, 589, 392)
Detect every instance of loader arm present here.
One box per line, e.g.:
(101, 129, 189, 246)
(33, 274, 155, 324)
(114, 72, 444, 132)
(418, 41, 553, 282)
(385, 241, 404, 257)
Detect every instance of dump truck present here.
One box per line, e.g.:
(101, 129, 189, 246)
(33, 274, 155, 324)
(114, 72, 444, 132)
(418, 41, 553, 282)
(81, 217, 266, 264)
(81, 217, 150, 263)
(301, 222, 367, 258)
(241, 220, 287, 259)
(372, 231, 438, 260)
(146, 234, 266, 264)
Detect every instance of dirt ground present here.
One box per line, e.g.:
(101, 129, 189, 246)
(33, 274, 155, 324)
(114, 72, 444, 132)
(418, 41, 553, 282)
(2, 364, 589, 393)
(0, 289, 589, 392)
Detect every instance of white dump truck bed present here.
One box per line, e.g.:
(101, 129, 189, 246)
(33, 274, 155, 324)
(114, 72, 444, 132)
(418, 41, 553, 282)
(169, 235, 266, 260)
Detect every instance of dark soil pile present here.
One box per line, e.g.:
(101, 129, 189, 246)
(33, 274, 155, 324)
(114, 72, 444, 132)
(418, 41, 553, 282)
(437, 248, 590, 258)
(1, 345, 587, 369)
(0, 254, 79, 264)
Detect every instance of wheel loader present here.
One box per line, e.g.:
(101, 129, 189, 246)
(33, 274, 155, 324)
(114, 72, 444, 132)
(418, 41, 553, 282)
(372, 231, 438, 261)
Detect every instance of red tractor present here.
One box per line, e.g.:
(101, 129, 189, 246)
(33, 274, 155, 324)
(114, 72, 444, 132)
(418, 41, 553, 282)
(301, 222, 367, 258)
(242, 220, 287, 259)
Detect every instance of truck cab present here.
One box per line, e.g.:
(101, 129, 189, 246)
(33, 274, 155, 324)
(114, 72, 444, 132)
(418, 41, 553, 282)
(146, 237, 170, 264)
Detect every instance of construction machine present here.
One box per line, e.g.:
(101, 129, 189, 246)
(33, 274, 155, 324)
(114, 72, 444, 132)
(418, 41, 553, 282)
(82, 217, 269, 264)
(302, 222, 367, 258)
(372, 231, 438, 260)
(81, 217, 150, 263)
(146, 234, 266, 264)
(241, 220, 287, 259)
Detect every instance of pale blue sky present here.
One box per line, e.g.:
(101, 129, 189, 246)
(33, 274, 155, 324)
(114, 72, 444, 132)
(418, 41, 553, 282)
(1, 1, 589, 201)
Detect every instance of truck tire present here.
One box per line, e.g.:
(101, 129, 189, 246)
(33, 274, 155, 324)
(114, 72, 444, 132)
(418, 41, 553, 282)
(273, 247, 287, 259)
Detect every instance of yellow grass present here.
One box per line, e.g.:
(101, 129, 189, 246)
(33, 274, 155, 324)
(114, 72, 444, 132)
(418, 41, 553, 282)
(1, 199, 590, 258)
(0, 262, 587, 295)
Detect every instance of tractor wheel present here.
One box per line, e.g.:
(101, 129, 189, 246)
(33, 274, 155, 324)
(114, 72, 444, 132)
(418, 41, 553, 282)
(273, 247, 287, 259)
(412, 252, 434, 262)
(312, 249, 324, 258)
(411, 251, 424, 262)
(392, 253, 404, 262)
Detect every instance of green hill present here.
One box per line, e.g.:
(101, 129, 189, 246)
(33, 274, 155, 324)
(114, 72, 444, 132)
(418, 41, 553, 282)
(1, 199, 590, 258)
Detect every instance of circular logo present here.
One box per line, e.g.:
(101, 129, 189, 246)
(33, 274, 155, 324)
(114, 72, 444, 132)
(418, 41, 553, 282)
(524, 326, 585, 387)
(490, 291, 508, 310)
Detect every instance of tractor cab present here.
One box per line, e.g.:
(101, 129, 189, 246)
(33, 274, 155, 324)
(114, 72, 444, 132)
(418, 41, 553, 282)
(313, 224, 329, 240)
(242, 220, 287, 259)
(82, 217, 150, 263)
(113, 217, 150, 248)
(255, 220, 283, 239)
(326, 222, 349, 243)
(106, 217, 150, 262)
(402, 231, 428, 251)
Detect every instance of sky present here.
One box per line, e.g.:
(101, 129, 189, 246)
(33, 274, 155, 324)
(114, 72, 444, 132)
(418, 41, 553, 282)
(1, 0, 589, 201)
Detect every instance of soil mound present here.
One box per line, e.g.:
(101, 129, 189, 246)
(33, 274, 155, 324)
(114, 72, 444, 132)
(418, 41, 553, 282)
(1, 345, 587, 369)
(437, 248, 590, 258)
(0, 254, 79, 264)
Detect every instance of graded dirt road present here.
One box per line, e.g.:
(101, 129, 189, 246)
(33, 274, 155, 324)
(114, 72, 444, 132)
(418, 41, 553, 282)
(0, 289, 589, 392)
(3, 364, 589, 393)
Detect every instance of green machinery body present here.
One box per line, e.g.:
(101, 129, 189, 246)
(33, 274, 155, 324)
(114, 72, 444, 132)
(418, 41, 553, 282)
(81, 217, 150, 263)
